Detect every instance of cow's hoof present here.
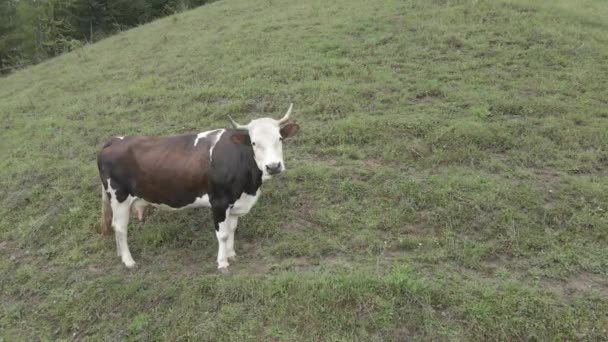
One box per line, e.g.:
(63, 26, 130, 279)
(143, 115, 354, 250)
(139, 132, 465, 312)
(218, 267, 231, 276)
(227, 253, 237, 261)
(123, 260, 137, 269)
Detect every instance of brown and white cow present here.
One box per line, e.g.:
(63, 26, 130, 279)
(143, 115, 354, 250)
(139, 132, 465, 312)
(97, 104, 299, 273)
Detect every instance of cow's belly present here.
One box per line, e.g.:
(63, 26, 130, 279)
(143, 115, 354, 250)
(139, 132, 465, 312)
(230, 190, 260, 217)
(130, 191, 258, 217)
(133, 194, 211, 212)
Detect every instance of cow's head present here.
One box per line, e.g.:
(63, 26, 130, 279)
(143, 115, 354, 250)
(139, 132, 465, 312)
(229, 104, 300, 180)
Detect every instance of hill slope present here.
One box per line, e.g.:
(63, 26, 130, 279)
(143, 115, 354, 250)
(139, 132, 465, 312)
(1, 0, 607, 339)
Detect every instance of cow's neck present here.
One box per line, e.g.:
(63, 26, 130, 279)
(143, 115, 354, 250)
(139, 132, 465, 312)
(242, 147, 264, 195)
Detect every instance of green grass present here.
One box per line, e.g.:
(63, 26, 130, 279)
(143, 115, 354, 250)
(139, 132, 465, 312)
(1, 0, 608, 340)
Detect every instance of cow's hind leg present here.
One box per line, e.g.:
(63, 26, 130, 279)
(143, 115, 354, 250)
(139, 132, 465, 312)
(112, 201, 136, 268)
(227, 216, 238, 260)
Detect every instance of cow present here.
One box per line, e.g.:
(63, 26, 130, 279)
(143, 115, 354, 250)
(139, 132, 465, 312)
(96, 104, 300, 273)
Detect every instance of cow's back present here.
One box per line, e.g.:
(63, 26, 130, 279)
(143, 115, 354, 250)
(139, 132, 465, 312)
(97, 132, 219, 208)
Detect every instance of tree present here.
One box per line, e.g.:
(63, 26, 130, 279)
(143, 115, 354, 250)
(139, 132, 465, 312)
(0, 0, 19, 71)
(0, 0, 213, 73)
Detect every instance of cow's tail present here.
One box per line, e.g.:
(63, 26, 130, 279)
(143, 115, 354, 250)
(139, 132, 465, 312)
(99, 185, 113, 236)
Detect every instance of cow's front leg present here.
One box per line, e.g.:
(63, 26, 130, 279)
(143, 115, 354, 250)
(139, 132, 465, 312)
(212, 204, 231, 274)
(227, 215, 238, 260)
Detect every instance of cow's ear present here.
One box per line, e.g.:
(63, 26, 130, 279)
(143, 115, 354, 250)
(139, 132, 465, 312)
(280, 123, 300, 140)
(231, 132, 251, 145)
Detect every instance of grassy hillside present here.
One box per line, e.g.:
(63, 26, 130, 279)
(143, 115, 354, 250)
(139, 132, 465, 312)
(1, 0, 607, 339)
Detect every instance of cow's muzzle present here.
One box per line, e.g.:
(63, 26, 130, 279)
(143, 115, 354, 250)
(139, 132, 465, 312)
(265, 162, 282, 175)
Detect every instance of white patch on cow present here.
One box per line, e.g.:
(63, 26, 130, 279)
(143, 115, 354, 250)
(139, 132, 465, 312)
(194, 130, 212, 146)
(209, 129, 225, 162)
(105, 178, 117, 201)
(117, 136, 125, 140)
(226, 215, 238, 259)
(106, 178, 136, 268)
(189, 194, 211, 208)
(216, 208, 231, 270)
(194, 129, 222, 147)
(151, 194, 211, 210)
(230, 190, 261, 217)
(194, 129, 225, 162)
(130, 194, 211, 216)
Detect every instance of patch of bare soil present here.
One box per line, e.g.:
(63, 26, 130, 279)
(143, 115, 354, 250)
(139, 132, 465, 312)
(519, 89, 543, 99)
(0, 239, 33, 264)
(412, 90, 444, 104)
(365, 159, 382, 168)
(87, 264, 104, 273)
(408, 222, 427, 237)
(541, 272, 608, 296)
(480, 254, 511, 271)
(412, 94, 437, 104)
(476, 255, 608, 297)
(231, 241, 269, 274)
(535, 169, 562, 185)
(408, 210, 432, 236)
(532, 169, 563, 210)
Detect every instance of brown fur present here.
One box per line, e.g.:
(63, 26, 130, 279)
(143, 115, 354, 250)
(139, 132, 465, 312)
(280, 123, 300, 139)
(99, 185, 113, 235)
(97, 134, 215, 208)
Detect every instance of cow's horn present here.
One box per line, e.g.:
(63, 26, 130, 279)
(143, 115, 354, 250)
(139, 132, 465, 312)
(277, 103, 293, 125)
(228, 115, 248, 129)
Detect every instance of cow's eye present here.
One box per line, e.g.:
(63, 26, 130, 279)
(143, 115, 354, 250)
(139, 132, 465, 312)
(252, 142, 256, 146)
(279, 137, 283, 142)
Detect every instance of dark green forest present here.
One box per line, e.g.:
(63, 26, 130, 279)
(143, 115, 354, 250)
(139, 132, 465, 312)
(0, 0, 212, 73)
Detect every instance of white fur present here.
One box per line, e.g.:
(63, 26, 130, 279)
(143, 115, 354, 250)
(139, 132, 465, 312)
(246, 119, 285, 179)
(231, 190, 260, 216)
(117, 136, 125, 140)
(227, 216, 238, 259)
(193, 130, 211, 146)
(216, 208, 231, 269)
(194, 129, 225, 164)
(132, 194, 211, 212)
(194, 129, 223, 146)
(209, 130, 225, 162)
(106, 178, 136, 268)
